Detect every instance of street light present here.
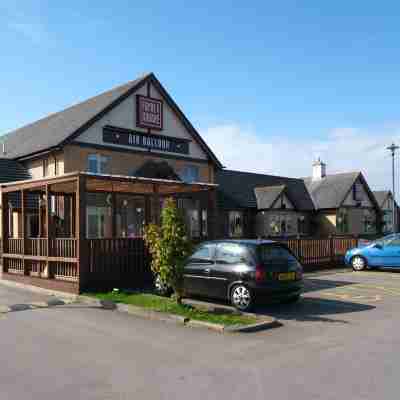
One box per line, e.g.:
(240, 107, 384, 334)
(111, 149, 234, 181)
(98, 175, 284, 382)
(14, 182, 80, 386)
(387, 143, 399, 233)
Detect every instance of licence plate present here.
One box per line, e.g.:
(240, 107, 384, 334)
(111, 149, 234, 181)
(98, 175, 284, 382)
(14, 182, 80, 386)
(278, 272, 295, 281)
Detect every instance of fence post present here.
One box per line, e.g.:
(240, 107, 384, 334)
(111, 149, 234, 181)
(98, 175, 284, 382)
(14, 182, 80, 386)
(297, 235, 302, 262)
(329, 235, 334, 267)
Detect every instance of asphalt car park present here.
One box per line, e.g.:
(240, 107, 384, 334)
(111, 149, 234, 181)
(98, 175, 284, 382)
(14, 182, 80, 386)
(2, 269, 400, 400)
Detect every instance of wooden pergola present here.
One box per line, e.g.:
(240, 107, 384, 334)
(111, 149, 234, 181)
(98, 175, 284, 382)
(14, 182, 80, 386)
(0, 171, 218, 293)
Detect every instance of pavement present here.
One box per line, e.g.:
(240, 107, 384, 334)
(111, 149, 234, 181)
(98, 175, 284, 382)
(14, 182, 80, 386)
(1, 269, 400, 399)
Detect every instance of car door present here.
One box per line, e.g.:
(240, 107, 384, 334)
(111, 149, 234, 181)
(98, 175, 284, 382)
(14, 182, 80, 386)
(183, 243, 216, 296)
(207, 243, 250, 300)
(381, 236, 400, 267)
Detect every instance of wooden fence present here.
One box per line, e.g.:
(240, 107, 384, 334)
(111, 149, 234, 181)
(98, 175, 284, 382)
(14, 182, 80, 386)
(83, 238, 152, 291)
(279, 236, 358, 269)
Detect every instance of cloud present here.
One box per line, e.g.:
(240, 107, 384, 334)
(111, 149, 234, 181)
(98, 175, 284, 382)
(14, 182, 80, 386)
(201, 123, 400, 194)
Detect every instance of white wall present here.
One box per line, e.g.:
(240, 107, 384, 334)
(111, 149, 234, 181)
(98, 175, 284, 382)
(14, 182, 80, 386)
(77, 82, 208, 160)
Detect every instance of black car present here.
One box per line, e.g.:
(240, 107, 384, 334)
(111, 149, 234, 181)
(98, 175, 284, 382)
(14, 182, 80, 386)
(156, 240, 303, 311)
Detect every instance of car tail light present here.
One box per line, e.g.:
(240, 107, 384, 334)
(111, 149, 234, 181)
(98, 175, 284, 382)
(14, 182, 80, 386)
(255, 265, 266, 282)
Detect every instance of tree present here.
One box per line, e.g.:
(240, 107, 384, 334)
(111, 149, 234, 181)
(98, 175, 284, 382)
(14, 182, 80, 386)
(144, 197, 192, 303)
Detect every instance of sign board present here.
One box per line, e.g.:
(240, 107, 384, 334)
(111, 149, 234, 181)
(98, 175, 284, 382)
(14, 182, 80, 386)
(103, 125, 189, 155)
(136, 95, 163, 130)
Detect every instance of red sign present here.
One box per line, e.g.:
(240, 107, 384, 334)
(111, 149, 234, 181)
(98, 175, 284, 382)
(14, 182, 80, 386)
(136, 95, 163, 130)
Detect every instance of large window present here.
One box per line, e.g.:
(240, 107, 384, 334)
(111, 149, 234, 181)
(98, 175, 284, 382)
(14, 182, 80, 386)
(229, 211, 243, 238)
(176, 198, 201, 238)
(87, 154, 110, 174)
(269, 214, 296, 236)
(180, 165, 199, 183)
(86, 193, 113, 238)
(115, 195, 145, 238)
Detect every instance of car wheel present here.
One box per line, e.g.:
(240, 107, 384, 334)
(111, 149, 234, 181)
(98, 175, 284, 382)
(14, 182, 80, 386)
(154, 275, 172, 297)
(230, 284, 253, 312)
(352, 255, 366, 271)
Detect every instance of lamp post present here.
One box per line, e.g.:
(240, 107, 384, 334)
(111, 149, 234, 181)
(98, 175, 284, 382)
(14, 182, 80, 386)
(387, 143, 399, 233)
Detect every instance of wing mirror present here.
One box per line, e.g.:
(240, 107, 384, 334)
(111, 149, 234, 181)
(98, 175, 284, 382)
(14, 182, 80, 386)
(372, 243, 383, 250)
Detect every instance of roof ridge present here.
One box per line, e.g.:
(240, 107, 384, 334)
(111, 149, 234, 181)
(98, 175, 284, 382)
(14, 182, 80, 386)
(222, 169, 303, 182)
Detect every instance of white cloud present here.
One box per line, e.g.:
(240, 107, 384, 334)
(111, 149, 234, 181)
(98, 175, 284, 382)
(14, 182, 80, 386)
(201, 123, 400, 194)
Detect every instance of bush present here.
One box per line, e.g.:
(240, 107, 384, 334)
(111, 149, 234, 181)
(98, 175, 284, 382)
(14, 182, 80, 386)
(144, 197, 192, 303)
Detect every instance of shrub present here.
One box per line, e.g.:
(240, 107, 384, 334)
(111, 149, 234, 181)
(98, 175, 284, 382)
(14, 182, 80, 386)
(144, 197, 192, 303)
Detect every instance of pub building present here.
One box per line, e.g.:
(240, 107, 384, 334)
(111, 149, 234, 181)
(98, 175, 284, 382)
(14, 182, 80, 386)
(0, 73, 222, 293)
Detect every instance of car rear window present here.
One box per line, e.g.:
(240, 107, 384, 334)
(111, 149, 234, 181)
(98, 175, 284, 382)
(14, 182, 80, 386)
(257, 245, 297, 265)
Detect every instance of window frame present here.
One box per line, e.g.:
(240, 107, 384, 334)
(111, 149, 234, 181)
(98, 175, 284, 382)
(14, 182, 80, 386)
(87, 153, 110, 174)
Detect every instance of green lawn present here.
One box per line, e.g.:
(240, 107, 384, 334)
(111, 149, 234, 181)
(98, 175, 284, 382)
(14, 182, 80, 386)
(87, 291, 258, 326)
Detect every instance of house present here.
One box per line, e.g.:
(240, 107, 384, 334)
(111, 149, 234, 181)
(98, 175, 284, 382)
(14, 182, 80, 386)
(303, 159, 380, 237)
(215, 169, 315, 238)
(373, 190, 399, 234)
(0, 72, 222, 292)
(216, 159, 381, 239)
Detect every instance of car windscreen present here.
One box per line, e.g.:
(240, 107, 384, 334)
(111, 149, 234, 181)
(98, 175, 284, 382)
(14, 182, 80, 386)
(257, 244, 298, 266)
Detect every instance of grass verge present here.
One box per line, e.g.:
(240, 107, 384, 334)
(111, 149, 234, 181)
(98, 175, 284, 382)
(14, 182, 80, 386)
(86, 291, 258, 326)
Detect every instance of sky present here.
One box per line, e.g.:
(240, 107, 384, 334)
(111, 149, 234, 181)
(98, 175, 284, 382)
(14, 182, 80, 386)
(1, 1, 400, 193)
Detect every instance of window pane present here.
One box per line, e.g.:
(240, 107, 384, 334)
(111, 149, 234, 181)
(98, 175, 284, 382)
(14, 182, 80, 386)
(229, 211, 243, 238)
(86, 193, 113, 238)
(202, 209, 208, 237)
(180, 165, 200, 183)
(115, 195, 145, 238)
(190, 244, 214, 261)
(88, 154, 98, 173)
(100, 156, 109, 174)
(177, 198, 200, 238)
(216, 243, 246, 264)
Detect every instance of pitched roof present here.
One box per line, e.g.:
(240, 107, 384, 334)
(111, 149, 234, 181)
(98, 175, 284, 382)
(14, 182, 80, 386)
(0, 158, 31, 183)
(303, 172, 360, 209)
(216, 170, 314, 211)
(1, 74, 150, 160)
(254, 185, 286, 209)
(0, 73, 223, 168)
(372, 190, 396, 209)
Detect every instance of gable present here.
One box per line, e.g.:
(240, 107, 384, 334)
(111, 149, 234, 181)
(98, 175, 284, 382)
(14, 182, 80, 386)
(342, 177, 374, 207)
(75, 81, 208, 161)
(273, 193, 294, 209)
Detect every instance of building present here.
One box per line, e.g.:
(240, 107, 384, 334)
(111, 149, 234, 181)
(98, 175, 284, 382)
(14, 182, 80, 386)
(373, 190, 399, 234)
(216, 160, 381, 238)
(215, 169, 314, 238)
(0, 72, 222, 292)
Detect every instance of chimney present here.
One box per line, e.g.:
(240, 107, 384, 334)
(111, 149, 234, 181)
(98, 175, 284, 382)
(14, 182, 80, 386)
(312, 158, 326, 181)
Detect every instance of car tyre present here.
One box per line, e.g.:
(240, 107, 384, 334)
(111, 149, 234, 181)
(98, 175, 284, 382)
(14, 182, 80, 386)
(230, 284, 254, 312)
(351, 255, 366, 271)
(154, 275, 172, 297)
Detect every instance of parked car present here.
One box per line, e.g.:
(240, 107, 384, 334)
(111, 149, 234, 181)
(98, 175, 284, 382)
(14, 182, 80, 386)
(345, 233, 400, 271)
(155, 240, 303, 311)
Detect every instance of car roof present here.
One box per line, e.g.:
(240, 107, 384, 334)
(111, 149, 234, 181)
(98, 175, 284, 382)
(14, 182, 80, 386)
(202, 239, 278, 246)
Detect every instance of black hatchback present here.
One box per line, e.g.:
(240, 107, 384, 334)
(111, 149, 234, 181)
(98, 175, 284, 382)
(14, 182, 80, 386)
(181, 240, 303, 311)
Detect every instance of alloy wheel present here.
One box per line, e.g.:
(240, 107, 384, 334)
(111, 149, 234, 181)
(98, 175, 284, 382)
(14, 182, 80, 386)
(352, 256, 365, 271)
(231, 285, 252, 311)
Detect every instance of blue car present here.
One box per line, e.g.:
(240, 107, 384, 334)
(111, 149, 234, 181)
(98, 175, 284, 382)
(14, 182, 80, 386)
(345, 234, 400, 271)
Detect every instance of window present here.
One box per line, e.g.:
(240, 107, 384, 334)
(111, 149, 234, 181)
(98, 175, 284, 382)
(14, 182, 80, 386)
(337, 208, 349, 234)
(86, 193, 113, 238)
(216, 243, 247, 264)
(189, 244, 214, 262)
(201, 209, 208, 237)
(383, 210, 393, 233)
(115, 195, 145, 238)
(258, 245, 297, 264)
(177, 198, 200, 238)
(363, 209, 376, 234)
(353, 183, 364, 202)
(180, 165, 199, 183)
(269, 214, 296, 236)
(229, 211, 243, 238)
(87, 154, 110, 174)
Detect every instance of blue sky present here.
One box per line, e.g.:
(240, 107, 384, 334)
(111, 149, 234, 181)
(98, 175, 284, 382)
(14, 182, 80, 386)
(1, 1, 400, 191)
